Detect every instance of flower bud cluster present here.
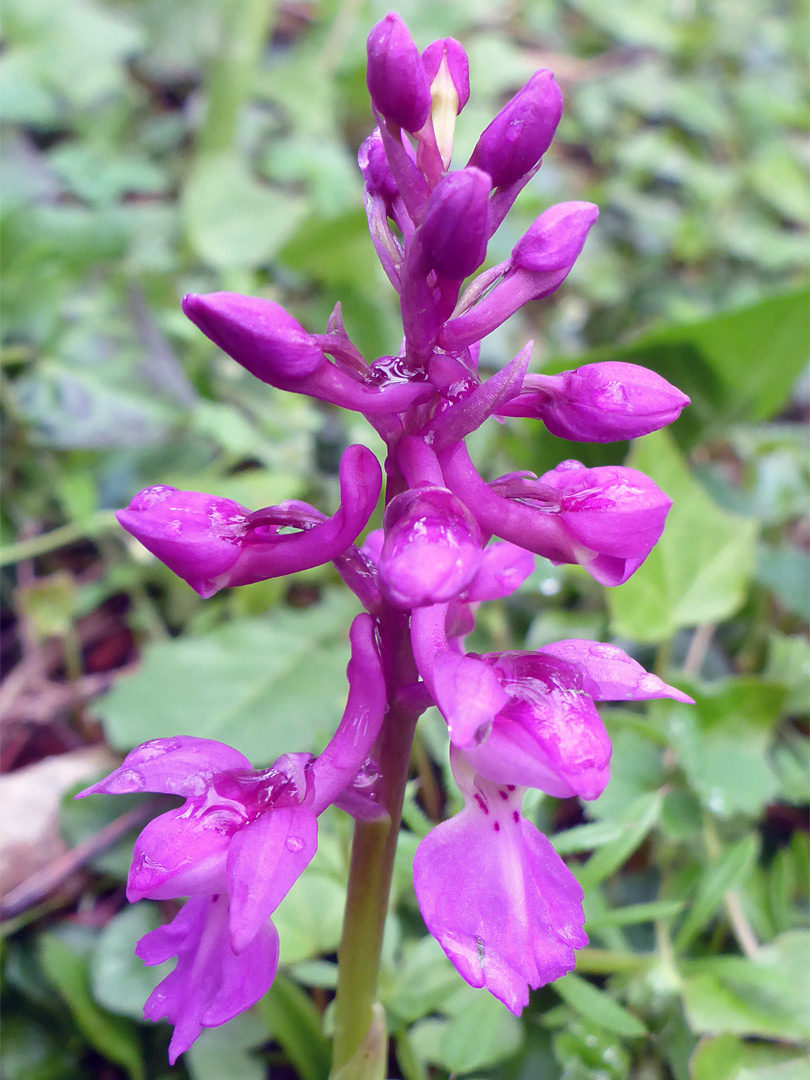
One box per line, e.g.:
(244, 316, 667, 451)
(88, 11, 692, 1058)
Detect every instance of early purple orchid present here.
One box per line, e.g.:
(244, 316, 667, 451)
(85, 11, 693, 1069)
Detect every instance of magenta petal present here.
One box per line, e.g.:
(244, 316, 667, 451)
(433, 651, 510, 748)
(127, 807, 232, 901)
(414, 765, 586, 1014)
(77, 736, 252, 799)
(379, 487, 483, 608)
(465, 542, 535, 602)
(226, 806, 317, 953)
(537, 639, 695, 704)
(116, 486, 248, 595)
(140, 895, 278, 1064)
(312, 613, 386, 814)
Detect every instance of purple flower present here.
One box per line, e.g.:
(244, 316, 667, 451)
(413, 751, 586, 1014)
(498, 361, 691, 442)
(378, 486, 484, 607)
(366, 13, 432, 133)
(468, 70, 563, 190)
(79, 614, 385, 1060)
(138, 894, 279, 1064)
(441, 443, 672, 586)
(116, 445, 381, 597)
(412, 604, 693, 798)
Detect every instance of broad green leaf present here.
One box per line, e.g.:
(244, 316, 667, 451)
(438, 988, 523, 1074)
(183, 153, 305, 271)
(275, 872, 346, 965)
(683, 931, 810, 1042)
(586, 728, 665, 821)
(258, 973, 330, 1080)
(690, 1035, 744, 1080)
(663, 687, 782, 819)
(382, 936, 461, 1025)
(674, 835, 758, 951)
(608, 430, 758, 642)
(39, 934, 144, 1080)
(90, 904, 172, 1021)
(98, 591, 360, 762)
(554, 974, 646, 1038)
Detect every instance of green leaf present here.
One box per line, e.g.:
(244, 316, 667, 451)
(585, 899, 684, 930)
(39, 934, 144, 1080)
(183, 153, 306, 271)
(99, 591, 360, 762)
(438, 988, 524, 1074)
(690, 1035, 744, 1080)
(382, 936, 461, 1025)
(258, 973, 330, 1080)
(575, 792, 662, 890)
(674, 835, 758, 951)
(90, 904, 172, 1021)
(662, 684, 783, 819)
(553, 974, 646, 1038)
(683, 931, 810, 1042)
(608, 430, 758, 642)
(185, 1011, 268, 1080)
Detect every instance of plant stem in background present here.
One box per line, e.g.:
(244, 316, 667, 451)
(197, 0, 278, 157)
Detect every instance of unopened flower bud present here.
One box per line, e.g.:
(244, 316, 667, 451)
(422, 38, 470, 111)
(511, 201, 599, 272)
(468, 70, 563, 189)
(418, 167, 491, 279)
(439, 202, 598, 352)
(379, 487, 483, 607)
(366, 13, 431, 132)
(182, 293, 323, 381)
(501, 362, 691, 441)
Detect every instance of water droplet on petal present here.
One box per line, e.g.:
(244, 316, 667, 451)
(116, 768, 145, 791)
(286, 835, 305, 853)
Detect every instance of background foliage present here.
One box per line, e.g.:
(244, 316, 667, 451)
(1, 0, 808, 1078)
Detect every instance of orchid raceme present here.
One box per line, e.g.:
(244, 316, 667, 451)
(86, 11, 693, 1071)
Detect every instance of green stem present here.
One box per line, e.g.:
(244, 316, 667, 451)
(330, 613, 419, 1078)
(197, 0, 278, 157)
(0, 512, 119, 567)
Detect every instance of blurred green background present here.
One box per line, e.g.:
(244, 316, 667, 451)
(1, 0, 808, 1078)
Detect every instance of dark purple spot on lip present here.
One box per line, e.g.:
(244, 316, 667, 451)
(493, 822, 500, 832)
(507, 784, 516, 791)
(513, 810, 519, 823)
(498, 790, 508, 800)
(474, 793, 489, 814)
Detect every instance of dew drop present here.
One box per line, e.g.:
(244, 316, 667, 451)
(707, 787, 726, 814)
(286, 836, 305, 853)
(116, 768, 144, 791)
